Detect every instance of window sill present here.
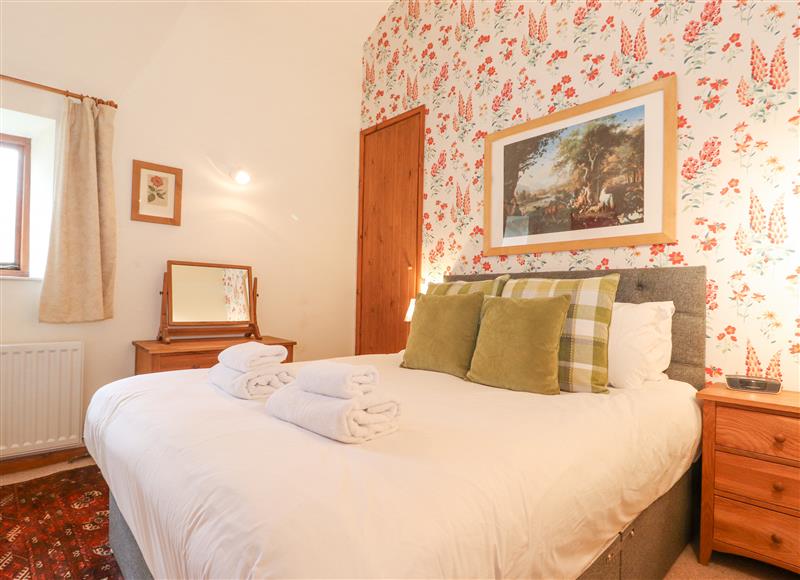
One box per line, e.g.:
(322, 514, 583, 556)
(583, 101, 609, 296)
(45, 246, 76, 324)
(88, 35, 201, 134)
(0, 275, 42, 282)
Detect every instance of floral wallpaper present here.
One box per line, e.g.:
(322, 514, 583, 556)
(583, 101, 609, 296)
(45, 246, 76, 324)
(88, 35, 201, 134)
(222, 268, 250, 321)
(361, 0, 799, 386)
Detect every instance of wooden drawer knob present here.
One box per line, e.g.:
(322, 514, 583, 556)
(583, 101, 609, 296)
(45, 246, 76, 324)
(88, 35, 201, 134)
(770, 533, 782, 545)
(772, 481, 785, 492)
(773, 433, 786, 444)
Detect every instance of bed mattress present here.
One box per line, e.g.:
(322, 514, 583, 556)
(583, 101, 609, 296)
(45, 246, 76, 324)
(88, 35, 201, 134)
(85, 353, 701, 579)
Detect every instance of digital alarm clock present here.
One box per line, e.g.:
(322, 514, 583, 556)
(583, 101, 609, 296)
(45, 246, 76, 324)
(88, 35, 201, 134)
(725, 374, 782, 394)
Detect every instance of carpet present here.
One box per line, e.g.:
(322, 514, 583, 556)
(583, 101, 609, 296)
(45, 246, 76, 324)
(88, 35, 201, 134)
(666, 543, 798, 580)
(0, 465, 121, 580)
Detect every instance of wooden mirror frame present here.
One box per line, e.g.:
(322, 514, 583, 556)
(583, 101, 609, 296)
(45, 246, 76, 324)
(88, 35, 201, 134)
(158, 260, 261, 343)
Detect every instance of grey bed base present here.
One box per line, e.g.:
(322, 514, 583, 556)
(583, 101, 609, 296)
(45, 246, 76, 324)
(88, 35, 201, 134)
(577, 464, 699, 580)
(109, 494, 153, 580)
(109, 266, 706, 579)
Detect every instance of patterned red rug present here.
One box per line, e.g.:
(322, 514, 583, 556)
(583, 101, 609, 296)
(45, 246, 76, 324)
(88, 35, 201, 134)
(0, 465, 122, 580)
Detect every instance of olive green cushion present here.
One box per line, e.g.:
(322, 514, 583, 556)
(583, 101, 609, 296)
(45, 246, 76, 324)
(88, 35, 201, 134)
(466, 295, 571, 395)
(402, 293, 484, 378)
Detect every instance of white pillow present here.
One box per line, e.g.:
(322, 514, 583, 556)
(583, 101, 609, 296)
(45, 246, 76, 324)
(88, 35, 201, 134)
(608, 301, 675, 389)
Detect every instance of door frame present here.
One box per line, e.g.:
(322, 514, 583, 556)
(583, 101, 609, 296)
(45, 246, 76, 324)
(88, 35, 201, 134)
(356, 106, 426, 355)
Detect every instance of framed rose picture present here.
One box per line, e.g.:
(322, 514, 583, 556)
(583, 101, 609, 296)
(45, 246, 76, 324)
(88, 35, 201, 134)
(131, 160, 183, 226)
(484, 76, 677, 255)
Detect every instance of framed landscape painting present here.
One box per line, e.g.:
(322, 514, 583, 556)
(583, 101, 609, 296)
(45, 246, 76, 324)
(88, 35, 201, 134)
(131, 160, 183, 226)
(484, 76, 676, 255)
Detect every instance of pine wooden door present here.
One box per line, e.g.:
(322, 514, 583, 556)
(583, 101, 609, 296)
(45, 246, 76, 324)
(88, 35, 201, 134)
(356, 107, 424, 355)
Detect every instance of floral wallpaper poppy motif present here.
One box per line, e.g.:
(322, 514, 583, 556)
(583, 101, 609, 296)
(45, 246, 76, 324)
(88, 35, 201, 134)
(361, 0, 799, 386)
(222, 268, 249, 321)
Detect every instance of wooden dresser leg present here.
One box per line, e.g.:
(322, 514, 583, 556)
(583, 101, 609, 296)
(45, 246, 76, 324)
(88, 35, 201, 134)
(698, 536, 712, 565)
(698, 400, 716, 565)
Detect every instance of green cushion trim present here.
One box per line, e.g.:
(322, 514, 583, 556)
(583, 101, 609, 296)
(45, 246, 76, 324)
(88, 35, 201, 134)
(401, 292, 484, 378)
(467, 295, 570, 395)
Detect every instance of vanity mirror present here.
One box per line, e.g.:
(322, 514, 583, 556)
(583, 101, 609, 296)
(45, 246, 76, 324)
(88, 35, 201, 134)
(158, 260, 261, 343)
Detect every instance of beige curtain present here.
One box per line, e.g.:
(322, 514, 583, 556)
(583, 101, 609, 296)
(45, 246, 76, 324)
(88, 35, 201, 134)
(39, 98, 116, 322)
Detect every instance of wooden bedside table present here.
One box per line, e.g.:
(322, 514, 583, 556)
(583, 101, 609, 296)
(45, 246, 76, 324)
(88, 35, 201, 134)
(133, 336, 297, 375)
(697, 384, 800, 573)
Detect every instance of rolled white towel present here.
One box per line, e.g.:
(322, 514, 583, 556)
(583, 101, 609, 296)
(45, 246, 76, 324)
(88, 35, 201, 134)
(218, 341, 288, 372)
(295, 361, 379, 399)
(209, 363, 294, 400)
(265, 384, 399, 443)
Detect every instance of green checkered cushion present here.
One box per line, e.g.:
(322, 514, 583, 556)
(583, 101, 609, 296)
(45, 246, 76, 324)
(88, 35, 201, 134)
(502, 274, 620, 393)
(427, 275, 510, 297)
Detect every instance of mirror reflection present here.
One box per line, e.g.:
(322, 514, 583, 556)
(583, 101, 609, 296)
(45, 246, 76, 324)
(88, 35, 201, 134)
(170, 264, 251, 323)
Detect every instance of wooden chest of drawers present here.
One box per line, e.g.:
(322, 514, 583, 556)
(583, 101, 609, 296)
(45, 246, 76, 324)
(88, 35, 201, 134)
(697, 384, 800, 573)
(133, 336, 296, 375)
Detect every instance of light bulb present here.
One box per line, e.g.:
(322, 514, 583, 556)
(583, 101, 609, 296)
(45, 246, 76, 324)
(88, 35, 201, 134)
(404, 298, 416, 322)
(233, 169, 251, 185)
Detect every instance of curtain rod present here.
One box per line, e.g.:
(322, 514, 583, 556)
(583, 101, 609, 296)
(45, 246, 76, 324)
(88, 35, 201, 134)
(0, 74, 118, 109)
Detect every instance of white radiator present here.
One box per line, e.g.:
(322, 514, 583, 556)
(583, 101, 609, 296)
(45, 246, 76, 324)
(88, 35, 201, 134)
(0, 341, 84, 458)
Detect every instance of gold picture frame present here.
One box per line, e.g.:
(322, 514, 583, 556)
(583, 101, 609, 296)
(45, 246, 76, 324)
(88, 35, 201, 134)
(131, 160, 183, 226)
(484, 75, 677, 255)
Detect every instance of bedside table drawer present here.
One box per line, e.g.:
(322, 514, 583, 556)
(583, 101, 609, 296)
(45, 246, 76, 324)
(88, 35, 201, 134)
(717, 406, 799, 461)
(715, 496, 800, 567)
(716, 451, 800, 510)
(158, 352, 219, 371)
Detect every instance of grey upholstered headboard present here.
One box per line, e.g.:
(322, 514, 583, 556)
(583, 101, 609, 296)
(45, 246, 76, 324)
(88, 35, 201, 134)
(444, 266, 706, 389)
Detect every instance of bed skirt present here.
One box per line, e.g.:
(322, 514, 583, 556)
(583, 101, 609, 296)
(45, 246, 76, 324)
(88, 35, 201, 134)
(108, 463, 697, 579)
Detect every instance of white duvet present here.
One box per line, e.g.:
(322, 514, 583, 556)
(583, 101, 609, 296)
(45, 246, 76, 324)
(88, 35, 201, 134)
(85, 353, 701, 579)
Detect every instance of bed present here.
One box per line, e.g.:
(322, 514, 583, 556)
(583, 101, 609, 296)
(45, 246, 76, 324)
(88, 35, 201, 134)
(87, 266, 707, 579)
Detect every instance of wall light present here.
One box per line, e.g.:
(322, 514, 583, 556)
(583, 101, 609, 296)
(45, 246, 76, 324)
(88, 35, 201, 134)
(232, 169, 251, 185)
(404, 298, 416, 322)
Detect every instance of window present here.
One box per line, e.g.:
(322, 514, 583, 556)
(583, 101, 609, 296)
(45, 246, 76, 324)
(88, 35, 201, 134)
(0, 133, 31, 276)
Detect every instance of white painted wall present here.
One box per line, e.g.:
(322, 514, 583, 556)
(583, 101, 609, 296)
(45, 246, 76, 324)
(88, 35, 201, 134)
(0, 2, 388, 410)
